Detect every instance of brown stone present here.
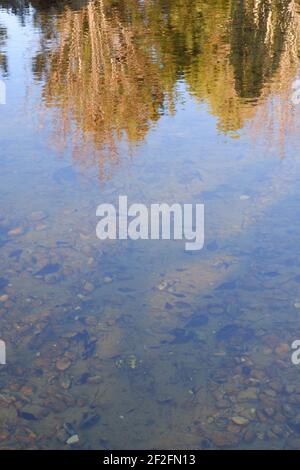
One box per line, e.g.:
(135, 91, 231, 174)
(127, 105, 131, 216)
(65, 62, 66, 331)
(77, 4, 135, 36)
(237, 387, 258, 402)
(211, 431, 240, 448)
(56, 357, 72, 371)
(275, 343, 290, 357)
(8, 227, 24, 236)
(231, 416, 249, 426)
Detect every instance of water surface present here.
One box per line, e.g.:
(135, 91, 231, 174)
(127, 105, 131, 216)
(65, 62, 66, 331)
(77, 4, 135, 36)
(1, 0, 300, 450)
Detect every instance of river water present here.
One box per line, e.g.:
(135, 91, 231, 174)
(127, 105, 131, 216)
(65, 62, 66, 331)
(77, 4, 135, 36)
(1, 0, 300, 449)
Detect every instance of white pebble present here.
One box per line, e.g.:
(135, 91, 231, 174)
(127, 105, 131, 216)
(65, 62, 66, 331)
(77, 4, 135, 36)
(66, 434, 79, 445)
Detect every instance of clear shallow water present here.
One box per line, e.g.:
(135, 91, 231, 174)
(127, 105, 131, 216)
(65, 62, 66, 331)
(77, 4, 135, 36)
(1, 0, 300, 450)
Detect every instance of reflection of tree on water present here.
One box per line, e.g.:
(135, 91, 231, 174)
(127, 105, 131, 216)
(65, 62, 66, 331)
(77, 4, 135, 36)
(230, 0, 293, 100)
(0, 25, 8, 77)
(244, 0, 300, 157)
(0, 0, 86, 14)
(180, 0, 300, 134)
(8, 0, 300, 174)
(35, 0, 166, 179)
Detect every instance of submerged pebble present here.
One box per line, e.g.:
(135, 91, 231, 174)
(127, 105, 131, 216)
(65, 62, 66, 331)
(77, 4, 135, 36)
(30, 211, 48, 222)
(211, 431, 240, 448)
(216, 281, 237, 291)
(80, 412, 100, 429)
(185, 313, 209, 328)
(231, 416, 249, 426)
(216, 324, 254, 343)
(17, 405, 43, 421)
(34, 263, 61, 277)
(274, 343, 290, 357)
(169, 328, 195, 344)
(8, 226, 24, 236)
(84, 281, 95, 292)
(157, 281, 169, 291)
(60, 377, 72, 390)
(56, 357, 72, 371)
(66, 434, 79, 445)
